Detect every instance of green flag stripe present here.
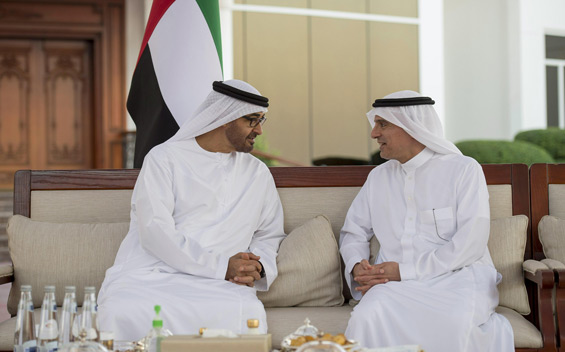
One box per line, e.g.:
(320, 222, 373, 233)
(196, 0, 223, 74)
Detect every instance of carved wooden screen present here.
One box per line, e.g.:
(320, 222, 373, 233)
(0, 0, 126, 189)
(0, 39, 93, 188)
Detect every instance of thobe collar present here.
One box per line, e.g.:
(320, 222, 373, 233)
(189, 138, 233, 162)
(400, 147, 434, 173)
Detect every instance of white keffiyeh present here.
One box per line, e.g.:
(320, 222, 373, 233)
(366, 90, 461, 155)
(168, 79, 268, 142)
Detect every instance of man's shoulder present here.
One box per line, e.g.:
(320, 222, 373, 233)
(367, 160, 397, 177)
(237, 152, 272, 176)
(434, 153, 480, 169)
(143, 143, 175, 165)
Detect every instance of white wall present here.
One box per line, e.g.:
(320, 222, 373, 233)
(519, 0, 565, 131)
(443, 0, 512, 143)
(124, 0, 148, 131)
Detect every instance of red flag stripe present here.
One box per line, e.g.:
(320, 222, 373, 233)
(137, 0, 176, 65)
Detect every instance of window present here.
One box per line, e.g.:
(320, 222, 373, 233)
(545, 35, 565, 128)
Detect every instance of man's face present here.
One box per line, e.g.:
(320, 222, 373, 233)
(371, 115, 423, 163)
(225, 112, 264, 153)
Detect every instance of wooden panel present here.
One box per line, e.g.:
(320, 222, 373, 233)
(368, 22, 419, 154)
(242, 10, 310, 165)
(232, 11, 245, 80)
(0, 0, 126, 182)
(310, 0, 365, 12)
(43, 41, 92, 167)
(0, 2, 103, 26)
(368, 0, 418, 18)
(108, 3, 124, 132)
(311, 16, 370, 161)
(238, 0, 307, 7)
(271, 166, 373, 187)
(13, 170, 31, 217)
(530, 164, 548, 261)
(0, 42, 30, 166)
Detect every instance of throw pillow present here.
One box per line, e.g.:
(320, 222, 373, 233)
(257, 215, 344, 307)
(487, 215, 530, 315)
(539, 215, 565, 263)
(7, 215, 130, 315)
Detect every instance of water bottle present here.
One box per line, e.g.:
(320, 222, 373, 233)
(143, 305, 172, 352)
(58, 286, 77, 346)
(77, 286, 100, 342)
(38, 286, 58, 352)
(14, 285, 37, 352)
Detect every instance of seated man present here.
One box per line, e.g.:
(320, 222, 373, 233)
(340, 91, 514, 351)
(98, 80, 286, 341)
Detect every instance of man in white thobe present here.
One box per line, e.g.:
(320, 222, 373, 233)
(98, 80, 285, 341)
(340, 91, 514, 351)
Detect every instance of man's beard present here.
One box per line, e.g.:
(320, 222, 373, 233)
(226, 124, 256, 153)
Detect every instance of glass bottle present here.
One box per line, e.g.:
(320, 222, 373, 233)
(77, 287, 100, 342)
(246, 319, 261, 335)
(38, 286, 58, 352)
(142, 305, 172, 352)
(59, 286, 77, 346)
(14, 285, 37, 352)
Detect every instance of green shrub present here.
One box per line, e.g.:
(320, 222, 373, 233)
(253, 134, 279, 166)
(514, 128, 565, 161)
(455, 140, 554, 165)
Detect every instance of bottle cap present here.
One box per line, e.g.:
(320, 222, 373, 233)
(21, 285, 32, 292)
(152, 305, 163, 328)
(84, 286, 96, 293)
(65, 286, 76, 293)
(199, 327, 207, 336)
(44, 285, 55, 293)
(247, 319, 259, 328)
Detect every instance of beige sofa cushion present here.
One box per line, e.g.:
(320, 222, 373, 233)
(258, 215, 344, 307)
(539, 215, 565, 263)
(495, 306, 543, 348)
(488, 215, 530, 315)
(6, 215, 129, 315)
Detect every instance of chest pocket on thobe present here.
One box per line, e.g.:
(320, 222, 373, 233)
(419, 206, 455, 244)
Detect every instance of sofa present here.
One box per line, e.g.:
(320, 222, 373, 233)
(0, 165, 558, 351)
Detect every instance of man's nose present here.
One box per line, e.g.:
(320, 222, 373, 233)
(371, 125, 380, 139)
(253, 123, 263, 135)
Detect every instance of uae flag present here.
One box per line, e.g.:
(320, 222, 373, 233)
(128, 0, 223, 167)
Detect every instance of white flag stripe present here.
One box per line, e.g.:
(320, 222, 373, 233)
(149, 0, 223, 126)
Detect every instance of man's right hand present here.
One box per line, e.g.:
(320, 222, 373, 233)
(352, 259, 390, 295)
(225, 252, 262, 287)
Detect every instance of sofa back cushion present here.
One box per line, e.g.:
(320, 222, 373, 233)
(549, 184, 565, 219)
(539, 215, 565, 263)
(30, 190, 133, 223)
(257, 215, 344, 307)
(6, 215, 129, 315)
(487, 215, 530, 315)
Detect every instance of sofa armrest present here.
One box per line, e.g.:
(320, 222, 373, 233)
(0, 264, 14, 285)
(523, 259, 558, 350)
(540, 258, 565, 349)
(523, 260, 553, 288)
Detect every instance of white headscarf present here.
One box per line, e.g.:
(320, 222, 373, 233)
(366, 90, 461, 155)
(168, 79, 268, 142)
